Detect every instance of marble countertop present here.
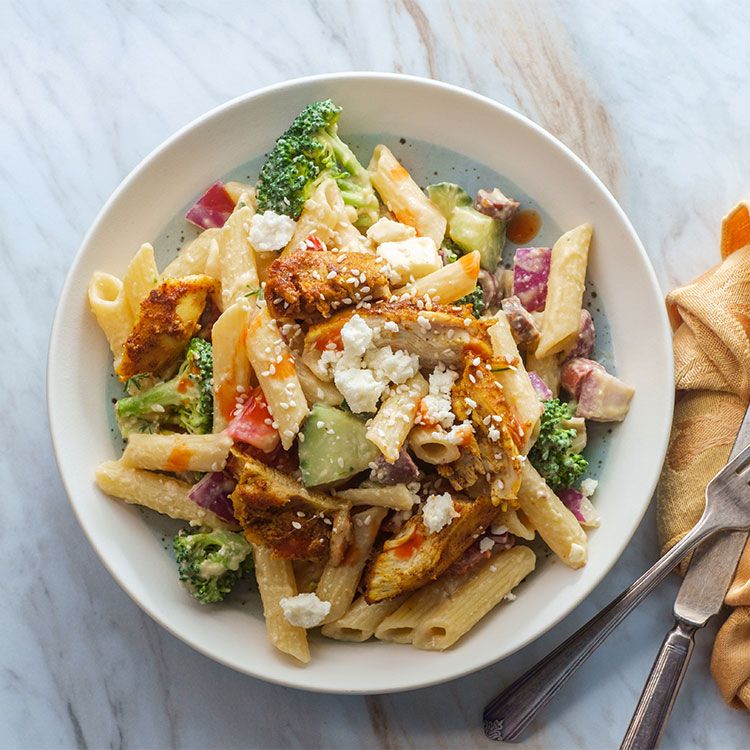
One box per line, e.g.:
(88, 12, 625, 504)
(4, 0, 750, 747)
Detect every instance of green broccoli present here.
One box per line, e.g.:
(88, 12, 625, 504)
(115, 338, 213, 438)
(256, 99, 379, 228)
(172, 528, 253, 604)
(528, 398, 588, 490)
(457, 284, 485, 318)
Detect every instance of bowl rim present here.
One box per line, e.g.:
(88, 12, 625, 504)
(48, 71, 674, 694)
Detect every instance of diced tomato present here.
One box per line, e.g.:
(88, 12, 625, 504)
(302, 233, 326, 251)
(185, 181, 236, 229)
(227, 387, 280, 453)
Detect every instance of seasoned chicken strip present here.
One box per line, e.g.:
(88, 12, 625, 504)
(117, 275, 218, 380)
(438, 361, 524, 506)
(365, 493, 497, 602)
(302, 298, 493, 378)
(265, 249, 391, 320)
(227, 447, 347, 560)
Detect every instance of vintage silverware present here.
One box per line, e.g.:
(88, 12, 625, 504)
(483, 436, 750, 742)
(620, 405, 750, 750)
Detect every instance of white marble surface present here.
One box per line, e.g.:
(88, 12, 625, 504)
(3, 0, 750, 747)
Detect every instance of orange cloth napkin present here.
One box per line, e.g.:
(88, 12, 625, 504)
(657, 202, 750, 709)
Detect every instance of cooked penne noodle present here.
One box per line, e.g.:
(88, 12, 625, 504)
(368, 145, 446, 246)
(253, 546, 310, 664)
(211, 303, 252, 432)
(535, 224, 592, 358)
(87, 272, 135, 368)
(563, 416, 587, 453)
(335, 484, 416, 511)
(399, 251, 480, 304)
(366, 374, 428, 462)
(120, 433, 233, 473)
(162, 228, 221, 278)
(524, 348, 561, 397)
(408, 425, 460, 465)
(321, 595, 406, 642)
(219, 205, 260, 309)
(517, 462, 588, 568)
(296, 359, 344, 407)
(123, 243, 159, 315)
(246, 304, 308, 449)
(411, 546, 536, 651)
(488, 314, 543, 451)
(94, 460, 231, 529)
(224, 182, 257, 207)
(492, 507, 536, 541)
(203, 236, 222, 280)
(317, 507, 387, 623)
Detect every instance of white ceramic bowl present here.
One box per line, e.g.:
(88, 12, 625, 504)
(48, 73, 673, 694)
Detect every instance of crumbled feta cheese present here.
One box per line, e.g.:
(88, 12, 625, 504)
(580, 478, 599, 498)
(383, 320, 399, 332)
(376, 237, 442, 285)
(340, 314, 373, 358)
(488, 426, 501, 442)
(248, 210, 297, 251)
(279, 593, 331, 629)
(422, 492, 459, 534)
(421, 364, 460, 428)
(365, 346, 419, 385)
(490, 523, 508, 536)
(443, 422, 474, 445)
(366, 217, 417, 245)
(479, 537, 495, 554)
(334, 366, 387, 413)
(503, 592, 517, 602)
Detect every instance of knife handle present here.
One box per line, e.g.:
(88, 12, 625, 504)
(620, 621, 697, 750)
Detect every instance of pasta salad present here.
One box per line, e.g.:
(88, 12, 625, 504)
(88, 99, 634, 663)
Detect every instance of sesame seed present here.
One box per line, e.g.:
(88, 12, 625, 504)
(291, 521, 302, 530)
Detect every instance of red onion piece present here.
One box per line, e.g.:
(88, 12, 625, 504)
(512, 247, 551, 312)
(188, 471, 238, 525)
(185, 182, 236, 229)
(528, 371, 553, 401)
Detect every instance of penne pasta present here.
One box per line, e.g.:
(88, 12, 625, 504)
(162, 228, 222, 278)
(219, 205, 260, 309)
(87, 272, 135, 368)
(366, 373, 428, 462)
(296, 359, 344, 407)
(123, 243, 159, 315)
(253, 546, 310, 664)
(408, 425, 460, 465)
(411, 546, 536, 651)
(368, 145, 446, 246)
(334, 484, 416, 511)
(211, 303, 252, 432)
(535, 224, 592, 358)
(321, 595, 407, 642)
(316, 507, 387, 623)
(94, 460, 232, 529)
(488, 313, 543, 451)
(492, 507, 536, 541)
(246, 304, 308, 449)
(398, 251, 480, 304)
(524, 347, 561, 397)
(517, 462, 588, 568)
(120, 433, 233, 473)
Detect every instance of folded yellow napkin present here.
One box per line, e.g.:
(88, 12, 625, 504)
(657, 201, 750, 709)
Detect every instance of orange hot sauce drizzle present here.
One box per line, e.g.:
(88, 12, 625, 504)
(394, 530, 424, 559)
(165, 443, 191, 472)
(507, 209, 542, 245)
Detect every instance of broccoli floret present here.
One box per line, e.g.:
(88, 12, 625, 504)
(256, 99, 379, 228)
(528, 398, 588, 490)
(457, 284, 485, 318)
(115, 338, 213, 437)
(172, 528, 253, 604)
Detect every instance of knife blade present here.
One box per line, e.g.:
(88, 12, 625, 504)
(673, 405, 750, 625)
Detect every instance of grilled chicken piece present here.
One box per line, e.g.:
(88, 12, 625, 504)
(302, 298, 493, 378)
(365, 493, 497, 602)
(437, 362, 523, 505)
(227, 446, 347, 559)
(265, 249, 391, 320)
(117, 275, 217, 380)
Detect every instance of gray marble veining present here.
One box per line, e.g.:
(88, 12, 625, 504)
(3, 0, 750, 747)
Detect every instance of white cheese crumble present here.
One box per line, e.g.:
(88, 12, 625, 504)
(376, 236, 442, 285)
(479, 537, 495, 554)
(422, 492, 459, 534)
(383, 320, 399, 332)
(340, 314, 373, 359)
(334, 366, 387, 413)
(420, 364, 459, 428)
(366, 217, 416, 244)
(248, 210, 297, 251)
(279, 593, 331, 629)
(365, 346, 419, 385)
(580, 478, 599, 497)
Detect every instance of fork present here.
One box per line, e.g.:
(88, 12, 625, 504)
(483, 441, 750, 742)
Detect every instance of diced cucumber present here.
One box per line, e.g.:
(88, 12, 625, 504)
(427, 182, 506, 271)
(299, 404, 380, 487)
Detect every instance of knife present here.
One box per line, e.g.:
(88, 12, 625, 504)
(620, 406, 750, 750)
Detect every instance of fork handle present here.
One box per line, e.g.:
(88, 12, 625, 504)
(482, 516, 717, 742)
(620, 621, 696, 750)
